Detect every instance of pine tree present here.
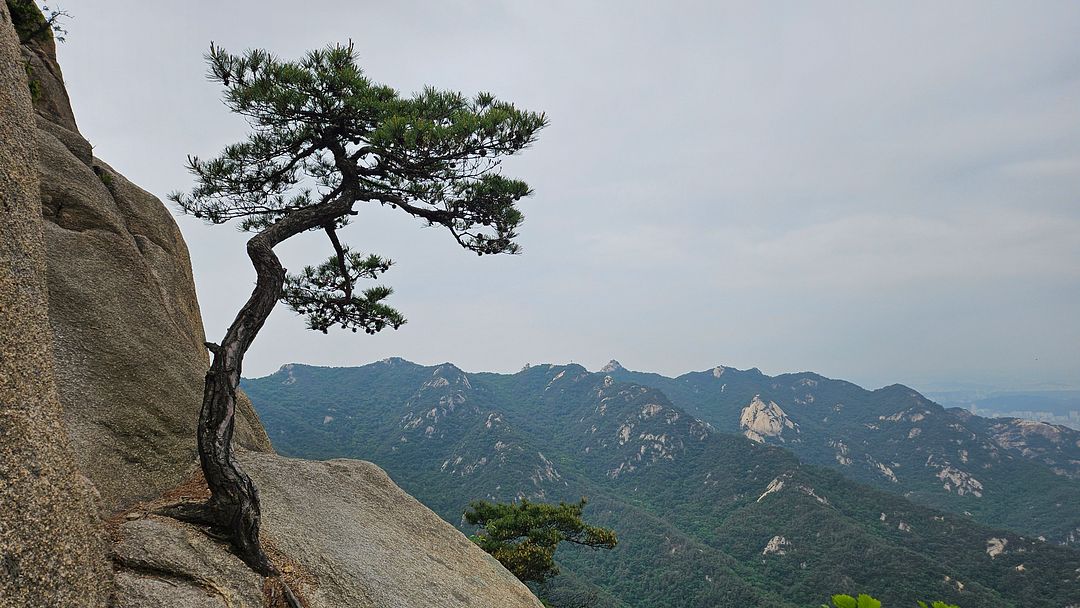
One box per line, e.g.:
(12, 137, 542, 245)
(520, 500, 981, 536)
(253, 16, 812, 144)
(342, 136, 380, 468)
(165, 42, 547, 576)
(464, 498, 617, 585)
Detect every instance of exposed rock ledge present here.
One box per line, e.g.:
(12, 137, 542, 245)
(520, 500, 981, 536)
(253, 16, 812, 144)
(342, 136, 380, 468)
(114, 452, 544, 608)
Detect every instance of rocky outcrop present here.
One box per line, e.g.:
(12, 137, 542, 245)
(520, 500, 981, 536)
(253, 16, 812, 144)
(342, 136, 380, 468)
(0, 4, 111, 604)
(988, 419, 1080, 479)
(19, 7, 270, 513)
(112, 517, 267, 608)
(986, 537, 1007, 558)
(739, 395, 798, 443)
(600, 359, 625, 373)
(761, 535, 791, 556)
(113, 453, 545, 608)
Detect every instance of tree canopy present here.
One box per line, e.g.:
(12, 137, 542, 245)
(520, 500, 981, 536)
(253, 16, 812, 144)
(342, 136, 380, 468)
(172, 42, 546, 334)
(464, 498, 617, 585)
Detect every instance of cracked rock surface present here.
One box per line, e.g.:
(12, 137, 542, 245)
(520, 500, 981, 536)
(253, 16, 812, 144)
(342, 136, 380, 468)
(113, 518, 266, 608)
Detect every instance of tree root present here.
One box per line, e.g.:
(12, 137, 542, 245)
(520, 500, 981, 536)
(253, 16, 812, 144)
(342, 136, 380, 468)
(156, 500, 304, 608)
(155, 501, 219, 528)
(155, 497, 271, 573)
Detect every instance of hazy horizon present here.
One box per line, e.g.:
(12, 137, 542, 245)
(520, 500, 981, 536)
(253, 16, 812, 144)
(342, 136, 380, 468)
(54, 1, 1080, 392)
(249, 355, 1080, 397)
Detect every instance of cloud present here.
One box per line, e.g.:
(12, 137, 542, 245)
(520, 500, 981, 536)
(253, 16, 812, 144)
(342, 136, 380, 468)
(55, 0, 1080, 388)
(1000, 155, 1080, 178)
(705, 210, 1080, 289)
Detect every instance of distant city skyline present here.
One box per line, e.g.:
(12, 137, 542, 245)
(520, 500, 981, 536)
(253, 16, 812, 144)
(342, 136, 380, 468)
(969, 406, 1079, 429)
(56, 1, 1080, 391)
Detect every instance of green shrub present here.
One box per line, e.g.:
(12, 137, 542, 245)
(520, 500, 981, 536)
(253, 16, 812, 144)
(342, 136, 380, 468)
(23, 60, 40, 101)
(6, 0, 67, 44)
(822, 594, 959, 608)
(824, 594, 881, 608)
(465, 498, 616, 585)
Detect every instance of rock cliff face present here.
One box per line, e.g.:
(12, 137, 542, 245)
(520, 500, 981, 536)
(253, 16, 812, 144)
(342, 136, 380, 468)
(0, 4, 111, 605)
(20, 7, 271, 512)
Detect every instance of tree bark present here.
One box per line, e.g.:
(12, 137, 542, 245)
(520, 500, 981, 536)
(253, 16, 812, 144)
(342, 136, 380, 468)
(196, 235, 285, 575)
(166, 234, 285, 575)
(166, 194, 354, 578)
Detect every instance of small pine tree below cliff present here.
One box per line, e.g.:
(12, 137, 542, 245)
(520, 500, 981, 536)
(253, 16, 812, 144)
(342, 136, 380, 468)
(464, 498, 617, 585)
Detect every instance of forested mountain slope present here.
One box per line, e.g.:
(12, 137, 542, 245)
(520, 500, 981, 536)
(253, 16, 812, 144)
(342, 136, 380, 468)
(599, 361, 1080, 545)
(245, 360, 1080, 607)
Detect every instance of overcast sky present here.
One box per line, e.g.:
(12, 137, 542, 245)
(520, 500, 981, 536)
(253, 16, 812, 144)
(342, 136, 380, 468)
(55, 1, 1080, 391)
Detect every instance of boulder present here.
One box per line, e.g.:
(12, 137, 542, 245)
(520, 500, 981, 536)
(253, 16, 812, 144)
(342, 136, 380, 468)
(113, 453, 546, 608)
(112, 518, 266, 608)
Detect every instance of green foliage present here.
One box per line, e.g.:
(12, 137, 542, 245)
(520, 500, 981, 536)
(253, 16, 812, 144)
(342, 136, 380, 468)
(169, 41, 546, 335)
(823, 594, 880, 608)
(283, 250, 403, 334)
(6, 0, 68, 43)
(464, 498, 616, 584)
(93, 165, 113, 188)
(170, 42, 545, 249)
(821, 595, 959, 608)
(23, 60, 40, 102)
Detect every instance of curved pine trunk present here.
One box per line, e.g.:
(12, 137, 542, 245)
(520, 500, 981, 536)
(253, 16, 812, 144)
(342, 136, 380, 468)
(196, 234, 284, 575)
(193, 194, 353, 575)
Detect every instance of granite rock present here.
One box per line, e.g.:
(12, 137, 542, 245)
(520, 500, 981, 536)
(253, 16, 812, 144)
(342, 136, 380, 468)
(0, 4, 112, 604)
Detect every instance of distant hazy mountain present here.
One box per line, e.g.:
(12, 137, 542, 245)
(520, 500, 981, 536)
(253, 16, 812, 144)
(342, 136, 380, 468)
(598, 360, 1080, 545)
(243, 359, 1080, 608)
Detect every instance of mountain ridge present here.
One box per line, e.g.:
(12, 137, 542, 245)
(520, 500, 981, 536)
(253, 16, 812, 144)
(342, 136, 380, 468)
(244, 358, 1080, 607)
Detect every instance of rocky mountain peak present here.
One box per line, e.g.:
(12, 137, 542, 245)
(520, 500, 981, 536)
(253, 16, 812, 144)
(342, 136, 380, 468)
(600, 359, 625, 373)
(427, 363, 472, 388)
(243, 359, 1080, 606)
